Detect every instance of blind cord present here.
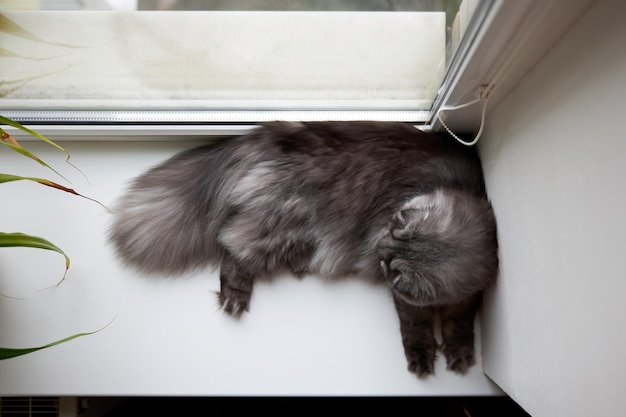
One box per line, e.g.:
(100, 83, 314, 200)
(435, 93, 490, 147)
(435, 0, 552, 147)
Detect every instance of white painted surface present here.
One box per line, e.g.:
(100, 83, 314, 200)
(0, 140, 501, 396)
(479, 0, 626, 415)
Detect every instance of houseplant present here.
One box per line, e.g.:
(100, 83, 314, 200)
(0, 115, 108, 359)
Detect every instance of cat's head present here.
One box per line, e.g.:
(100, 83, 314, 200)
(377, 188, 498, 306)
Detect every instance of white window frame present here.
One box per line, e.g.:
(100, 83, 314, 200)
(3, 0, 595, 142)
(427, 0, 596, 135)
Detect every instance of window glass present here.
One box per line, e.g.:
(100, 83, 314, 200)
(0, 1, 483, 124)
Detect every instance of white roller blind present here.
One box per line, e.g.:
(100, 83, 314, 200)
(0, 11, 445, 122)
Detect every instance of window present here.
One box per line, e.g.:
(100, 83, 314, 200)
(0, 0, 489, 128)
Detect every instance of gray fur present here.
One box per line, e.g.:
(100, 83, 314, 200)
(108, 121, 498, 377)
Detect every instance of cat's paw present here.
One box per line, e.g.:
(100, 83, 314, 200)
(442, 343, 476, 374)
(406, 350, 437, 378)
(215, 291, 249, 317)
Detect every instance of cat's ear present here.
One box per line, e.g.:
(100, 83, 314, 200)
(391, 208, 429, 240)
(390, 209, 407, 231)
(390, 193, 439, 240)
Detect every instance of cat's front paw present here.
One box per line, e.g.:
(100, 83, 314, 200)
(216, 291, 250, 317)
(217, 253, 254, 317)
(442, 343, 475, 374)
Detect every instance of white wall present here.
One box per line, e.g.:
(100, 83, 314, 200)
(479, 0, 626, 415)
(0, 139, 500, 396)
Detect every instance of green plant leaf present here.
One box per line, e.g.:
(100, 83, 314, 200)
(0, 116, 89, 183)
(0, 116, 67, 154)
(0, 136, 69, 182)
(0, 332, 95, 360)
(0, 173, 110, 212)
(0, 232, 70, 286)
(0, 172, 73, 190)
(0, 314, 117, 360)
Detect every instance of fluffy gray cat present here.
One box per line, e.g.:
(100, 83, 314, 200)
(108, 121, 498, 377)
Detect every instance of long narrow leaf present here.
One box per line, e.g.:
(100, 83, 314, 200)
(0, 332, 94, 360)
(0, 232, 70, 286)
(0, 136, 69, 182)
(0, 314, 117, 360)
(0, 173, 110, 212)
(0, 116, 89, 183)
(0, 116, 67, 153)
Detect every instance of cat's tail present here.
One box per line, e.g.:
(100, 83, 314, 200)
(107, 145, 229, 276)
